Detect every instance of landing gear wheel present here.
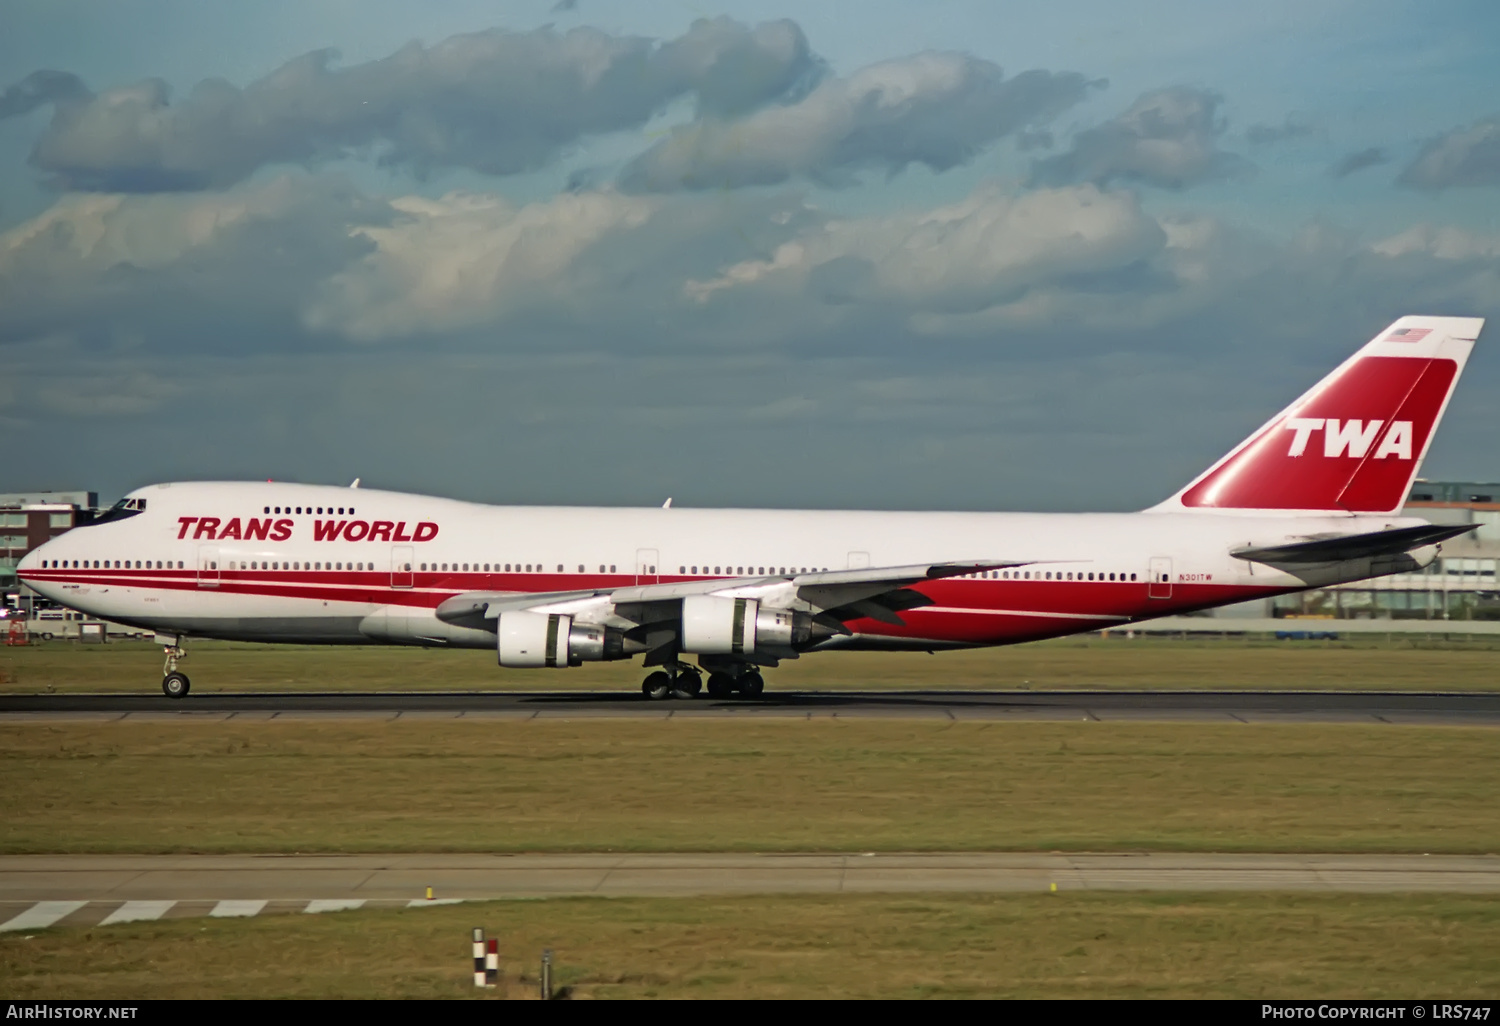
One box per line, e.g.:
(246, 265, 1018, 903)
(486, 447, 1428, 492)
(738, 671, 765, 699)
(642, 671, 671, 700)
(706, 672, 737, 698)
(162, 672, 191, 699)
(671, 671, 702, 700)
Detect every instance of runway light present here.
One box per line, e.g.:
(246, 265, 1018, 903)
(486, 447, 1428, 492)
(1050, 882, 1058, 893)
(425, 885, 433, 901)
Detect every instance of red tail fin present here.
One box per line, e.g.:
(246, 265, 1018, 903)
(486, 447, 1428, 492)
(1157, 316, 1481, 514)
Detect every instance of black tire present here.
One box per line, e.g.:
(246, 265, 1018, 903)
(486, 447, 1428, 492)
(162, 672, 191, 699)
(641, 671, 671, 700)
(739, 671, 765, 699)
(671, 671, 702, 700)
(706, 672, 736, 698)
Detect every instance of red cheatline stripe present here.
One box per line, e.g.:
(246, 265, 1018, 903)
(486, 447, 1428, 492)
(17, 569, 1282, 622)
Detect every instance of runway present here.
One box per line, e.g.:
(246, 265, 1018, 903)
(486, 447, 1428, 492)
(4, 852, 1500, 931)
(2, 689, 1498, 725)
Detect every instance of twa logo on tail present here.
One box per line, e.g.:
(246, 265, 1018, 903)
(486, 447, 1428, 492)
(1157, 315, 1482, 514)
(1284, 418, 1412, 460)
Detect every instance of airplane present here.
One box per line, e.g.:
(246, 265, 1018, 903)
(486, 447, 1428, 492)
(17, 315, 1483, 701)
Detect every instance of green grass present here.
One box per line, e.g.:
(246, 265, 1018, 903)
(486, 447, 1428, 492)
(3, 892, 1497, 998)
(4, 633, 1500, 694)
(3, 720, 1498, 854)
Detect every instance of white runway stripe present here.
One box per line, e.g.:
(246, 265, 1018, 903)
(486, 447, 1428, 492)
(406, 898, 464, 907)
(0, 901, 88, 932)
(209, 900, 267, 918)
(99, 900, 176, 925)
(304, 899, 365, 914)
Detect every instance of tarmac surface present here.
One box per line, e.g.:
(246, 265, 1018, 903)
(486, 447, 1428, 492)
(2, 689, 1499, 725)
(5, 852, 1500, 931)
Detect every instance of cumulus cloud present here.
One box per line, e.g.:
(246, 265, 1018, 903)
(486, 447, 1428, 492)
(5, 18, 819, 192)
(684, 184, 1165, 319)
(304, 190, 663, 340)
(1399, 115, 1500, 190)
(0, 70, 89, 120)
(1329, 146, 1388, 178)
(1373, 223, 1500, 260)
(0, 175, 381, 349)
(619, 54, 1095, 191)
(1031, 87, 1252, 190)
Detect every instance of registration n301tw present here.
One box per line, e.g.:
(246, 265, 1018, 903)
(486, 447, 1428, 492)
(18, 315, 1484, 700)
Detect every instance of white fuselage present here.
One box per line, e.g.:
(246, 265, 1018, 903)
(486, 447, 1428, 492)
(17, 481, 1427, 653)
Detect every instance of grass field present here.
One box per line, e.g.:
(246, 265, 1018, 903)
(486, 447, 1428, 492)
(3, 892, 1497, 998)
(3, 720, 1497, 854)
(3, 633, 1500, 694)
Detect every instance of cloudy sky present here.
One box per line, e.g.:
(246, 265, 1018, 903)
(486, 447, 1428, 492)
(2, 0, 1498, 511)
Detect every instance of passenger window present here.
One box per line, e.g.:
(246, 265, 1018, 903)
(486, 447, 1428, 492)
(525, 564, 531, 572)
(404, 563, 411, 571)
(264, 507, 270, 514)
(557, 564, 563, 572)
(610, 565, 616, 573)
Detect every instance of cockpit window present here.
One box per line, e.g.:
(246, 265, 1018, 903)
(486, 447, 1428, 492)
(80, 496, 147, 527)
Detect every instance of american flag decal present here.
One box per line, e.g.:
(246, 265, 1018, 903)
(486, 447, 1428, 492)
(1385, 327, 1431, 343)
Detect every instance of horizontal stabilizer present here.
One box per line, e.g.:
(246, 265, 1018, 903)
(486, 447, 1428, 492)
(1231, 523, 1474, 564)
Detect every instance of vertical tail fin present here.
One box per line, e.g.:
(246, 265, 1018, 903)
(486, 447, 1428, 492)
(1156, 315, 1482, 514)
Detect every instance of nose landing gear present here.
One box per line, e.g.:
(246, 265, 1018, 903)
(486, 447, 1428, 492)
(161, 641, 190, 699)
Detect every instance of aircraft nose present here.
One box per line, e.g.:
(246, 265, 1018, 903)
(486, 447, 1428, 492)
(17, 540, 50, 579)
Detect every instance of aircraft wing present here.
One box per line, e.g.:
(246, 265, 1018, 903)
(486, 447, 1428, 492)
(1231, 523, 1475, 564)
(435, 558, 1034, 630)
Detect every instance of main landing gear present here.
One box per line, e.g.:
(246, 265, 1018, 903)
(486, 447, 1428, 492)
(162, 641, 190, 699)
(641, 662, 764, 700)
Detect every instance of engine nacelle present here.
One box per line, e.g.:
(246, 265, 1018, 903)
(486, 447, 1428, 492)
(497, 611, 637, 668)
(679, 595, 811, 655)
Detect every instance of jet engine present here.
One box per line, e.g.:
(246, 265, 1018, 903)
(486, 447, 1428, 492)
(679, 595, 815, 655)
(496, 611, 638, 667)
